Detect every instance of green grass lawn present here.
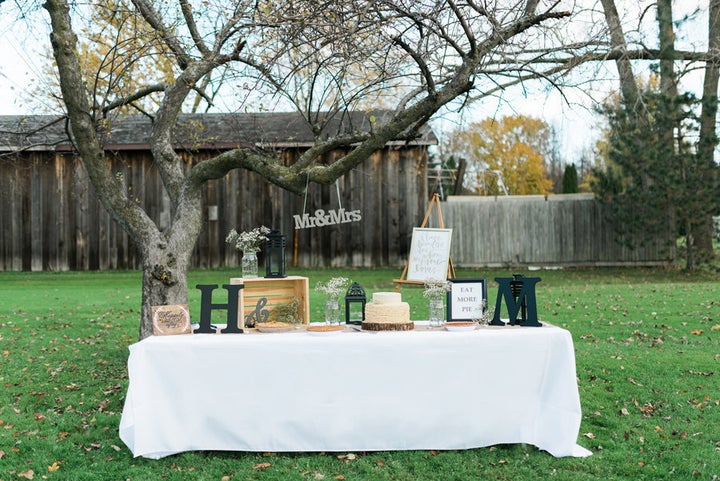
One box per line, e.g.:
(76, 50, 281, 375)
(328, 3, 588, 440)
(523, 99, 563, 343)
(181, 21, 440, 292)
(1, 267, 719, 481)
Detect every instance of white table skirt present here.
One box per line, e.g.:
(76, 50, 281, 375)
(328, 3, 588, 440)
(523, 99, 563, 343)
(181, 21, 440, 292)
(119, 324, 592, 459)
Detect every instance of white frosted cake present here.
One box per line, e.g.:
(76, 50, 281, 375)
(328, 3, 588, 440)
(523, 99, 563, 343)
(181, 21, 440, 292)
(362, 292, 414, 331)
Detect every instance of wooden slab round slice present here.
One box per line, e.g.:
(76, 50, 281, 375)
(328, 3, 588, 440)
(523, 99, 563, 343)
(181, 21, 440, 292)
(306, 325, 344, 335)
(361, 321, 414, 331)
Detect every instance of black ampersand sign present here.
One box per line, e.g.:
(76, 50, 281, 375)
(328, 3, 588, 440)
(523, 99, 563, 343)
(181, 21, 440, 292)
(244, 297, 269, 328)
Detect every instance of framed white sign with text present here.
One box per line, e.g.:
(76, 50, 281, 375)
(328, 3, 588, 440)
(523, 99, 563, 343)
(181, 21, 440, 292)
(405, 228, 453, 282)
(447, 278, 488, 322)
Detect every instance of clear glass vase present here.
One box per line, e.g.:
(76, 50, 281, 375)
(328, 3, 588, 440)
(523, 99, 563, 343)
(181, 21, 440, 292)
(325, 297, 341, 325)
(241, 250, 259, 278)
(428, 297, 445, 327)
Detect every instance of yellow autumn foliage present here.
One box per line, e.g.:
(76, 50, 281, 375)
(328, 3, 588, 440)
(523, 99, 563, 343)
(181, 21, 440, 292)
(444, 115, 554, 195)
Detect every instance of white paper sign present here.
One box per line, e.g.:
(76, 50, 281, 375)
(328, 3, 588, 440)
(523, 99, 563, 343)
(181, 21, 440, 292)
(406, 228, 453, 282)
(448, 279, 487, 321)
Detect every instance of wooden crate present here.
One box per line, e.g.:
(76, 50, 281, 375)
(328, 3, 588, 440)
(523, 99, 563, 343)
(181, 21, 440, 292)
(229, 276, 310, 328)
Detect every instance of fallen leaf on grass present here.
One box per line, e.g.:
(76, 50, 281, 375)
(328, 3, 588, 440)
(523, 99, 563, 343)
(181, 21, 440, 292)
(620, 408, 630, 416)
(221, 476, 232, 481)
(333, 476, 345, 480)
(18, 469, 34, 479)
(47, 462, 60, 472)
(582, 432, 596, 439)
(375, 459, 384, 467)
(639, 402, 656, 416)
(690, 329, 703, 335)
(336, 453, 356, 461)
(253, 462, 271, 470)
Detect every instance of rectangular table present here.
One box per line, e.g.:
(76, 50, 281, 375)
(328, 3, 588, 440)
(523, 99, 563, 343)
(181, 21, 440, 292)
(119, 324, 591, 459)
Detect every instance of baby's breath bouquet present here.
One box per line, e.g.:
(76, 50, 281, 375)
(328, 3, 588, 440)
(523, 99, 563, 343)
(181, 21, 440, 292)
(472, 300, 495, 326)
(315, 277, 350, 298)
(226, 226, 271, 253)
(422, 279, 451, 299)
(315, 277, 349, 325)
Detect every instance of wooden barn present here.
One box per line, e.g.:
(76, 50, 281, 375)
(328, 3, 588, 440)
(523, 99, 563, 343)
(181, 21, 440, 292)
(0, 112, 436, 271)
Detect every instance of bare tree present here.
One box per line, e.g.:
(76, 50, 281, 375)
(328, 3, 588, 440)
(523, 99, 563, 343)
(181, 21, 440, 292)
(40, 0, 577, 339)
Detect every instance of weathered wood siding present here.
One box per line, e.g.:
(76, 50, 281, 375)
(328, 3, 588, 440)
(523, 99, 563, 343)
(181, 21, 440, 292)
(442, 194, 675, 267)
(0, 147, 428, 271)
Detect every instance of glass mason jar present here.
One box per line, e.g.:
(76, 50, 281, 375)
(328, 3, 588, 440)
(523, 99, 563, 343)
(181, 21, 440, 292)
(241, 250, 259, 278)
(324, 297, 341, 325)
(428, 297, 445, 327)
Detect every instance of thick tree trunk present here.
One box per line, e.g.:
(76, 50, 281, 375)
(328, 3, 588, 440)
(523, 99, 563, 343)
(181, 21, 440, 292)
(599, 0, 642, 112)
(694, 0, 720, 264)
(599, 0, 651, 192)
(45, 0, 196, 340)
(140, 252, 192, 340)
(657, 0, 678, 98)
(138, 185, 205, 339)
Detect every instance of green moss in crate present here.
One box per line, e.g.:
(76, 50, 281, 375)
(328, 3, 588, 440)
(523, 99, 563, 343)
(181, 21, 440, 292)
(269, 298, 301, 324)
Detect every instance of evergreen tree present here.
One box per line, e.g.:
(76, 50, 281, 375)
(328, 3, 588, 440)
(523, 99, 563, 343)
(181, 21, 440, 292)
(591, 91, 720, 269)
(562, 163, 578, 194)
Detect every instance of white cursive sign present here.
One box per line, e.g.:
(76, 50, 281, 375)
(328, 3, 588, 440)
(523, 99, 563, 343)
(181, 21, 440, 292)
(293, 208, 362, 229)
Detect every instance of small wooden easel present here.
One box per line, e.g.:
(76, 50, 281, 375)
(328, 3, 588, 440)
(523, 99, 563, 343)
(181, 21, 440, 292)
(394, 194, 456, 290)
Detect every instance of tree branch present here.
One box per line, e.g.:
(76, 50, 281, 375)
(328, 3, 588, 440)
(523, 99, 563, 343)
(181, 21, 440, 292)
(43, 0, 160, 251)
(101, 83, 167, 115)
(131, 0, 192, 69)
(179, 0, 210, 56)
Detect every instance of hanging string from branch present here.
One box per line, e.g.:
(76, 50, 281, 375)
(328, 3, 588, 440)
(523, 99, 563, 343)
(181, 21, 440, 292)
(294, 176, 362, 230)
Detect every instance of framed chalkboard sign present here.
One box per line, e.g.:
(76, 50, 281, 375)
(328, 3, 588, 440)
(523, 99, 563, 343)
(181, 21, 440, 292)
(446, 278, 487, 322)
(405, 228, 453, 282)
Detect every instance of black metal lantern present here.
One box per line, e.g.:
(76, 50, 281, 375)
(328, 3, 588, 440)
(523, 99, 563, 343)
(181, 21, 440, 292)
(344, 282, 366, 325)
(264, 230, 286, 278)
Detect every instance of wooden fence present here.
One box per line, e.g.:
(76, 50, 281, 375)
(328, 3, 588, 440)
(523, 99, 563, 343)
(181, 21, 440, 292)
(440, 194, 675, 267)
(0, 150, 676, 272)
(0, 147, 428, 271)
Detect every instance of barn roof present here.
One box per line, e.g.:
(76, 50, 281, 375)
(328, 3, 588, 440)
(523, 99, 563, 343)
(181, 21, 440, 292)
(0, 111, 437, 152)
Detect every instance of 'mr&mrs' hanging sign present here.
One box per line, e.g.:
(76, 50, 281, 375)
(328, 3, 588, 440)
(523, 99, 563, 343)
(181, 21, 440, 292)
(293, 208, 362, 229)
(294, 179, 362, 230)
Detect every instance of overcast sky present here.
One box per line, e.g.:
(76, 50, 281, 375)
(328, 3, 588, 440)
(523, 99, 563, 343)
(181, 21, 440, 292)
(0, 1, 711, 163)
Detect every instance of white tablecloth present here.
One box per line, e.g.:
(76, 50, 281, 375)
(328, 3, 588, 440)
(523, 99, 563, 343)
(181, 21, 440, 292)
(119, 324, 592, 459)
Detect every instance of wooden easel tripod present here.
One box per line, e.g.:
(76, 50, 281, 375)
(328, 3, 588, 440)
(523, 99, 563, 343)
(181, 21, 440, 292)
(393, 193, 456, 290)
